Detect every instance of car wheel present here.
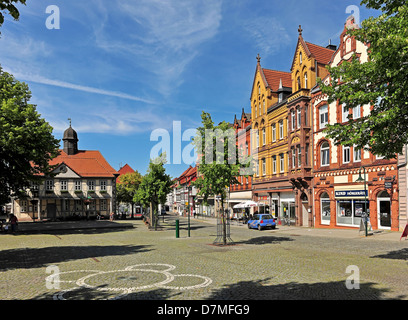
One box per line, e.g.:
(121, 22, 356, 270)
(247, 223, 251, 229)
(271, 225, 276, 229)
(257, 224, 262, 231)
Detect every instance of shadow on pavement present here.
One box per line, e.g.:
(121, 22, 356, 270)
(207, 278, 406, 300)
(0, 245, 152, 271)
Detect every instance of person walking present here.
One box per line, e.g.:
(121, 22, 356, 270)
(9, 214, 18, 233)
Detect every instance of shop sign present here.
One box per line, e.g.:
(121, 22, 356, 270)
(335, 190, 367, 197)
(384, 181, 393, 189)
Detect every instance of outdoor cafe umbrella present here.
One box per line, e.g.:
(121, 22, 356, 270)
(233, 202, 246, 209)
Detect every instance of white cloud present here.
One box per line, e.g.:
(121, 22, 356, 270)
(242, 16, 290, 58)
(6, 70, 155, 104)
(93, 0, 223, 96)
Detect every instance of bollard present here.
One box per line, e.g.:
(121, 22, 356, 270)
(175, 219, 179, 238)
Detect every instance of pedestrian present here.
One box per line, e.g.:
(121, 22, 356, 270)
(193, 209, 196, 218)
(109, 212, 114, 221)
(9, 214, 18, 233)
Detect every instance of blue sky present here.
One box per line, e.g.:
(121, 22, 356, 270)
(0, 0, 380, 178)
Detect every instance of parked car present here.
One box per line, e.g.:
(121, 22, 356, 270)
(248, 214, 276, 230)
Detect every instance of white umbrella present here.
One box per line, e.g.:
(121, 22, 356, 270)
(243, 200, 257, 207)
(233, 202, 245, 209)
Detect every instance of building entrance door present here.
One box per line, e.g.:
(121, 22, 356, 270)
(377, 191, 391, 229)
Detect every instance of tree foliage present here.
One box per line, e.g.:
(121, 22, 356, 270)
(134, 154, 172, 229)
(0, 0, 26, 32)
(116, 171, 143, 217)
(192, 111, 247, 245)
(0, 66, 60, 204)
(319, 0, 408, 159)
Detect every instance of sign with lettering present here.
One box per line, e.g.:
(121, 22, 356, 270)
(384, 181, 393, 189)
(335, 190, 367, 197)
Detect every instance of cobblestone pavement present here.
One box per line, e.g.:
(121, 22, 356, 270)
(0, 215, 407, 300)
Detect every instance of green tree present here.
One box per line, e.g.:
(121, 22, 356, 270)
(0, 0, 26, 31)
(192, 111, 247, 245)
(134, 154, 172, 230)
(0, 66, 60, 205)
(116, 171, 143, 218)
(319, 0, 408, 159)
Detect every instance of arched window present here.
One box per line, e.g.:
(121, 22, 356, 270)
(299, 52, 302, 64)
(321, 192, 330, 224)
(321, 141, 330, 166)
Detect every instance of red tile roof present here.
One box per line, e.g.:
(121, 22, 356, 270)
(49, 150, 119, 178)
(262, 69, 292, 91)
(305, 42, 335, 65)
(118, 164, 134, 175)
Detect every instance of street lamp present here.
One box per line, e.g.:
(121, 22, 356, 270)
(187, 184, 191, 237)
(355, 166, 368, 237)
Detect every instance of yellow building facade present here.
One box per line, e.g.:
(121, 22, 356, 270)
(251, 55, 294, 219)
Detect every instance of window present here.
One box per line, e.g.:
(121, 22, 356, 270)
(256, 161, 259, 176)
(75, 200, 82, 211)
(258, 103, 261, 116)
(304, 105, 308, 126)
(304, 72, 308, 88)
(263, 100, 265, 114)
(297, 108, 301, 128)
(272, 124, 276, 142)
(60, 180, 68, 191)
(262, 128, 266, 146)
(297, 77, 301, 90)
(280, 154, 285, 173)
(278, 92, 283, 103)
(100, 180, 107, 191)
(75, 181, 82, 191)
(297, 145, 302, 167)
(321, 192, 330, 224)
(291, 147, 296, 168)
(279, 120, 284, 139)
(262, 158, 266, 176)
(342, 103, 349, 122)
(305, 143, 309, 165)
(354, 146, 361, 162)
(256, 130, 259, 148)
(20, 200, 27, 213)
(46, 180, 54, 191)
(343, 146, 350, 163)
(88, 180, 95, 191)
(299, 52, 302, 64)
(319, 105, 328, 129)
(272, 156, 277, 174)
(100, 199, 107, 211)
(321, 142, 330, 166)
(353, 105, 361, 119)
(62, 199, 69, 211)
(291, 110, 296, 131)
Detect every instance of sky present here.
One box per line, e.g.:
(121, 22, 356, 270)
(0, 0, 380, 178)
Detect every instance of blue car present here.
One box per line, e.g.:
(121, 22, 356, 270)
(248, 214, 276, 230)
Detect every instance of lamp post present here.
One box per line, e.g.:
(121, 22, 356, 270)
(355, 166, 368, 237)
(187, 184, 191, 237)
